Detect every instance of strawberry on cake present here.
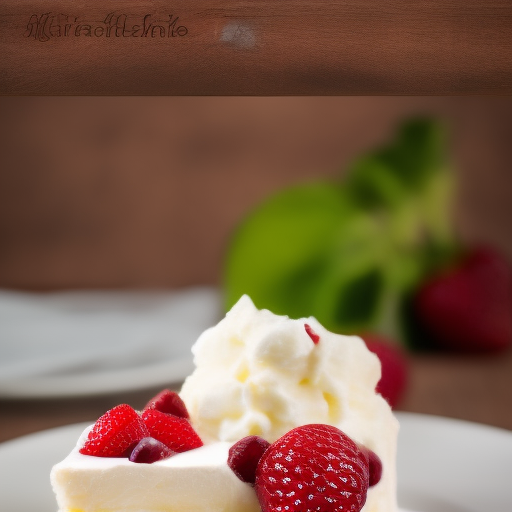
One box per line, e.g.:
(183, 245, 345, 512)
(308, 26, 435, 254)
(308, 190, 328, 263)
(51, 295, 399, 512)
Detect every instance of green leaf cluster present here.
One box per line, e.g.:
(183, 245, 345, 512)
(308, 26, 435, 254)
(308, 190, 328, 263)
(223, 118, 457, 346)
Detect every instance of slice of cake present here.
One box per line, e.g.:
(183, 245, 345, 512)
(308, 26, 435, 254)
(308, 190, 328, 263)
(51, 295, 399, 512)
(51, 432, 260, 512)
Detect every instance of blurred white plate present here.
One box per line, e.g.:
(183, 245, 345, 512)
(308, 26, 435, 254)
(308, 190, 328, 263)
(0, 413, 510, 512)
(396, 413, 512, 512)
(0, 287, 222, 398)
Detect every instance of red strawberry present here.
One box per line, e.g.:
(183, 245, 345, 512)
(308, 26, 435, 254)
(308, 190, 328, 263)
(255, 424, 369, 512)
(80, 404, 149, 457)
(362, 334, 408, 408)
(228, 435, 271, 485)
(141, 409, 203, 453)
(414, 246, 512, 352)
(143, 389, 189, 419)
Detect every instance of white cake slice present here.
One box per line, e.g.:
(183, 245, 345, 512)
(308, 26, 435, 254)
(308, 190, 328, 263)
(51, 295, 399, 512)
(51, 427, 260, 512)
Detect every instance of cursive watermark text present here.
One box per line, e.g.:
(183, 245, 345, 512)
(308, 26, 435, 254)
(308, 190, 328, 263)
(24, 12, 188, 42)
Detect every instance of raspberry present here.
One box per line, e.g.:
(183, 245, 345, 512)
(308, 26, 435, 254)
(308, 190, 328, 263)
(414, 246, 512, 352)
(80, 404, 149, 457)
(143, 389, 189, 419)
(129, 437, 175, 464)
(367, 449, 383, 487)
(141, 409, 203, 453)
(363, 334, 408, 408)
(304, 323, 320, 344)
(228, 435, 271, 484)
(255, 424, 369, 512)
(358, 445, 383, 487)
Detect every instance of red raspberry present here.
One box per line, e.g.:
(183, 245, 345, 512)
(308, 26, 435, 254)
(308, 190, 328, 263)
(358, 445, 383, 487)
(228, 435, 271, 485)
(367, 449, 383, 487)
(129, 437, 176, 464)
(304, 323, 320, 344)
(363, 334, 408, 408)
(143, 389, 190, 419)
(141, 409, 203, 453)
(414, 246, 512, 352)
(80, 404, 149, 457)
(255, 424, 369, 512)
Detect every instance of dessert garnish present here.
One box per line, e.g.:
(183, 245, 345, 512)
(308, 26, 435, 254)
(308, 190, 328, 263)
(228, 435, 271, 484)
(143, 388, 190, 419)
(80, 404, 149, 457)
(254, 424, 370, 512)
(363, 334, 408, 408)
(228, 427, 382, 496)
(365, 447, 383, 487)
(80, 392, 202, 460)
(129, 437, 176, 464)
(304, 323, 320, 344)
(142, 409, 203, 453)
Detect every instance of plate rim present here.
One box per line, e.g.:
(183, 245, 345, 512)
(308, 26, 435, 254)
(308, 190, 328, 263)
(0, 286, 220, 399)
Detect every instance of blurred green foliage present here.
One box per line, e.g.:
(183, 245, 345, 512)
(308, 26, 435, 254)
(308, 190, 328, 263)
(224, 118, 458, 347)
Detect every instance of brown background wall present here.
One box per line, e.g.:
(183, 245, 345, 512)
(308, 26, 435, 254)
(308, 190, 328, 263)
(1, 96, 511, 292)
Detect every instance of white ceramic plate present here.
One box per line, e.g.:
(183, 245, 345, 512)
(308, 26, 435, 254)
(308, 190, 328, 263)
(0, 413, 510, 512)
(396, 413, 512, 512)
(0, 287, 221, 398)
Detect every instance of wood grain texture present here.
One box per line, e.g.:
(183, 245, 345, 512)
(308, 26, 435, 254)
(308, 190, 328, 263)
(1, 0, 511, 95)
(1, 96, 511, 290)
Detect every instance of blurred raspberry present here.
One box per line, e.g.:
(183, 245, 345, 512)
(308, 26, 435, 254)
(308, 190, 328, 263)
(414, 246, 512, 352)
(362, 334, 408, 408)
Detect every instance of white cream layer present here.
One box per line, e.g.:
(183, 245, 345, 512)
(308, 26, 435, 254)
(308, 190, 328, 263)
(51, 426, 391, 512)
(50, 426, 260, 512)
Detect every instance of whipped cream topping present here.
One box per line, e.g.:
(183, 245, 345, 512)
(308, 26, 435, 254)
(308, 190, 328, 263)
(180, 295, 399, 512)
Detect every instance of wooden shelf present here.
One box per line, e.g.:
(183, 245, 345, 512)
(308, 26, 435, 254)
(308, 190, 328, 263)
(1, 1, 511, 95)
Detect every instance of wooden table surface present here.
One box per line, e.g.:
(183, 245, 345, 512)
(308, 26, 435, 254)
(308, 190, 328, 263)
(2, 0, 512, 95)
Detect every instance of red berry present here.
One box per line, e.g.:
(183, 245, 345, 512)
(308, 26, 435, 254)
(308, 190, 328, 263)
(80, 404, 149, 457)
(129, 437, 175, 464)
(141, 409, 203, 453)
(367, 449, 382, 487)
(228, 436, 271, 485)
(304, 323, 320, 344)
(143, 389, 189, 419)
(363, 334, 408, 408)
(255, 424, 369, 512)
(414, 246, 512, 352)
(358, 445, 383, 487)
